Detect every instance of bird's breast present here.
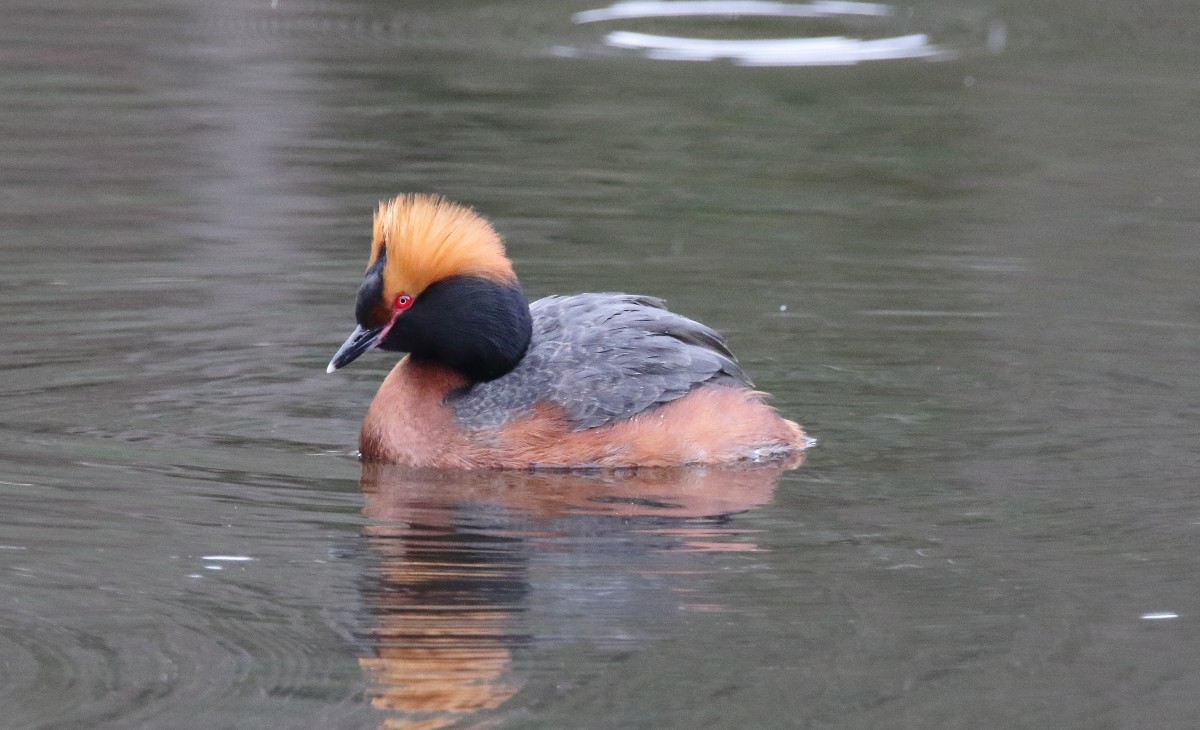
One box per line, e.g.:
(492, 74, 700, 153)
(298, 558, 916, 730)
(359, 357, 474, 466)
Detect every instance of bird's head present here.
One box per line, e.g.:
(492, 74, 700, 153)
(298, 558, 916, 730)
(327, 194, 531, 381)
(326, 194, 528, 379)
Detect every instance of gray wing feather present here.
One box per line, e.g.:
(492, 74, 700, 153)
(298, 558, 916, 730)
(451, 293, 752, 431)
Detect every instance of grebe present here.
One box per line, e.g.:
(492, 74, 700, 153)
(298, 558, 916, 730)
(328, 194, 805, 469)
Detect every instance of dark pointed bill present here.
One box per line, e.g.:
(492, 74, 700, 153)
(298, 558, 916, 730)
(327, 324, 386, 373)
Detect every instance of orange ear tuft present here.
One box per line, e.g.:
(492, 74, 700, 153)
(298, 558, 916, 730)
(370, 194, 516, 303)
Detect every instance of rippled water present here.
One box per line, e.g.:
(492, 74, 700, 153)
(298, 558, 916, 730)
(3, 0, 1199, 728)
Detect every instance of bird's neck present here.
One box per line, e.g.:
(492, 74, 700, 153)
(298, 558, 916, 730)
(382, 274, 532, 383)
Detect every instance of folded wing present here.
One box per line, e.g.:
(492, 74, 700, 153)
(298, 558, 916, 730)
(452, 293, 752, 431)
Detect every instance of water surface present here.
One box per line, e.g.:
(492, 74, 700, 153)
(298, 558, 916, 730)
(3, 1, 1199, 728)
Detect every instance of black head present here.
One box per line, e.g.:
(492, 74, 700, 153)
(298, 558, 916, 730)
(328, 267, 532, 383)
(380, 275, 532, 382)
(327, 194, 530, 380)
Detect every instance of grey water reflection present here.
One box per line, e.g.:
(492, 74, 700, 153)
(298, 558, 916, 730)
(566, 0, 972, 65)
(357, 461, 797, 729)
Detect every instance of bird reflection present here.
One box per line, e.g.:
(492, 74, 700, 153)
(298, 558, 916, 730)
(358, 455, 801, 729)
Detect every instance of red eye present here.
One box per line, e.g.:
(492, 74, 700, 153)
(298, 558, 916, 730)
(393, 293, 413, 311)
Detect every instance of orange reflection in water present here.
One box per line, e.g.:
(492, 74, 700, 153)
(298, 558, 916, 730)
(358, 455, 802, 729)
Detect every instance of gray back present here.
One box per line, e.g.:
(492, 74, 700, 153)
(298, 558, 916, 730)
(450, 293, 751, 431)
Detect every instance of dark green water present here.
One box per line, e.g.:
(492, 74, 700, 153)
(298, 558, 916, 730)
(3, 1, 1199, 728)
